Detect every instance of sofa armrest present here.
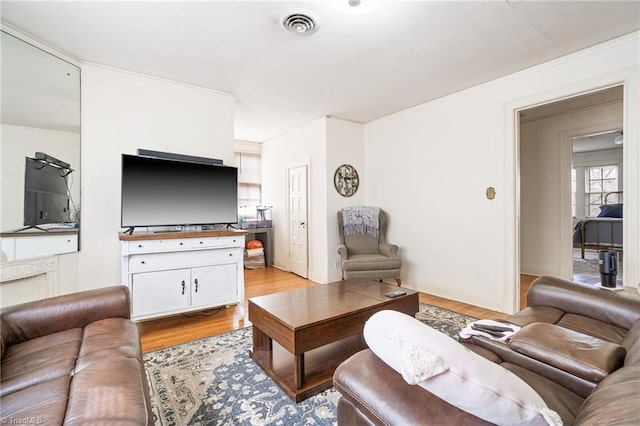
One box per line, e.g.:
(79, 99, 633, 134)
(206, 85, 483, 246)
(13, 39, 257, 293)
(337, 244, 348, 260)
(1, 286, 131, 347)
(378, 242, 398, 257)
(334, 349, 491, 426)
(527, 276, 640, 330)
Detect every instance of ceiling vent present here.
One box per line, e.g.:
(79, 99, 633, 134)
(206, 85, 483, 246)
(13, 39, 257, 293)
(281, 12, 318, 36)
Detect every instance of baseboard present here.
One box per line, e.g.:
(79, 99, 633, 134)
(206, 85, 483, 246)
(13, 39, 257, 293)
(520, 264, 560, 277)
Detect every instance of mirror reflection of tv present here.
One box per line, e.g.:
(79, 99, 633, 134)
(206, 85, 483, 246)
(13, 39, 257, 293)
(121, 154, 238, 228)
(24, 157, 71, 226)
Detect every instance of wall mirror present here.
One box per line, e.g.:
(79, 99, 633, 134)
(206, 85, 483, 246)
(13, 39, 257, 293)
(1, 30, 81, 259)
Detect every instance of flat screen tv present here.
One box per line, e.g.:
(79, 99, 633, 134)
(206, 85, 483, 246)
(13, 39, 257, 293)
(24, 157, 71, 226)
(121, 154, 238, 229)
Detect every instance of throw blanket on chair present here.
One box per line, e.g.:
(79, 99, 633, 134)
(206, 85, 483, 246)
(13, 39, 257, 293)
(342, 206, 380, 238)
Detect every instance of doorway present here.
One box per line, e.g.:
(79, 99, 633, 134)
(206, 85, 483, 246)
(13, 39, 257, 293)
(571, 129, 624, 285)
(518, 85, 624, 290)
(288, 163, 308, 278)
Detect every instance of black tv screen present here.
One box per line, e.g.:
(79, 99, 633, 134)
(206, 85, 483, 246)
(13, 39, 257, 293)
(121, 154, 238, 228)
(24, 157, 70, 226)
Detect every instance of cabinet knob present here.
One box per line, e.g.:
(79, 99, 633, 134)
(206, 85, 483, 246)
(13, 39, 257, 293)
(141, 261, 146, 264)
(194, 278, 199, 293)
(179, 242, 184, 246)
(181, 280, 186, 295)
(229, 253, 233, 257)
(199, 241, 203, 245)
(138, 244, 143, 248)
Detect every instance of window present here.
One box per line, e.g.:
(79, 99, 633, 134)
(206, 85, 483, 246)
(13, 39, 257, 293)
(586, 165, 618, 216)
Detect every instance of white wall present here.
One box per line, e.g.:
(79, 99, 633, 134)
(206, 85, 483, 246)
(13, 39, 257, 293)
(0, 124, 80, 230)
(326, 117, 365, 282)
(78, 64, 234, 290)
(520, 102, 623, 278)
(261, 118, 327, 282)
(364, 33, 639, 313)
(261, 117, 366, 283)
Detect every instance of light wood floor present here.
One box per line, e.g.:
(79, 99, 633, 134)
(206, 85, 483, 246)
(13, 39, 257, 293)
(138, 268, 533, 352)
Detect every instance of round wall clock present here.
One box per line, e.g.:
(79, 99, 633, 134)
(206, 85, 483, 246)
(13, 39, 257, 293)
(334, 164, 359, 197)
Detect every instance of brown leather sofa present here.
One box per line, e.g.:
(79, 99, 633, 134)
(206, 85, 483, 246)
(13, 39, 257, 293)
(333, 276, 640, 425)
(1, 286, 153, 425)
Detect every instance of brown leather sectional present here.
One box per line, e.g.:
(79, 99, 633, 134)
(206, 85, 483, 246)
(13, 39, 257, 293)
(333, 276, 640, 425)
(1, 286, 153, 425)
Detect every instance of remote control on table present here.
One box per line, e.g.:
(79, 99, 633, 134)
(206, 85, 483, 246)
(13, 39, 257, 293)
(385, 290, 407, 298)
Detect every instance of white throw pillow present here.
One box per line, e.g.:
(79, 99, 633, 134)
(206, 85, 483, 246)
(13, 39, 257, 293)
(364, 310, 562, 426)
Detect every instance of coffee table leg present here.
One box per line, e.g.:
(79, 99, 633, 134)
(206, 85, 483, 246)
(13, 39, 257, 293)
(253, 325, 272, 355)
(294, 353, 305, 389)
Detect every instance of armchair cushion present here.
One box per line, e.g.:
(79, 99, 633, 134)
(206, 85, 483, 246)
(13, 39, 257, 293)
(342, 254, 401, 271)
(364, 310, 561, 426)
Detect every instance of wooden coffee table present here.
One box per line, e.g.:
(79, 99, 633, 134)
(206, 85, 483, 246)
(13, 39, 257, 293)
(248, 279, 419, 402)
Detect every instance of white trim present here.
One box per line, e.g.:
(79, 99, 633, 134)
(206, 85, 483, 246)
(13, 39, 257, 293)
(507, 67, 640, 314)
(1, 22, 81, 66)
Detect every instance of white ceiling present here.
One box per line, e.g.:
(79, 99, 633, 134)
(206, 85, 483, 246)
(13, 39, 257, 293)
(1, 1, 639, 142)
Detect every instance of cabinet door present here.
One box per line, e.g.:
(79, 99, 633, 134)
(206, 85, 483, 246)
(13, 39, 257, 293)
(191, 264, 237, 307)
(131, 269, 190, 317)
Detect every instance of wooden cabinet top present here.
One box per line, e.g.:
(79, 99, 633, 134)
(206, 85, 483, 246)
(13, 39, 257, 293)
(119, 229, 248, 241)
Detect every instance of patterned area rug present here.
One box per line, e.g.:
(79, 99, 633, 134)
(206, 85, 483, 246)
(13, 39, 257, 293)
(143, 304, 477, 426)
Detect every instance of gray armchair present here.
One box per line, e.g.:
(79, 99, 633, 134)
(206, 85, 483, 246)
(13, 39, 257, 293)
(337, 207, 402, 286)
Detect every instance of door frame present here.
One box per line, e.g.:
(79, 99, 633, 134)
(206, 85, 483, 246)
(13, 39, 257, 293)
(505, 68, 638, 315)
(286, 160, 310, 278)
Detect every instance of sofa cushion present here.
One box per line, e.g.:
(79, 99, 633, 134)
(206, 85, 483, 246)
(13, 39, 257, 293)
(0, 375, 70, 425)
(65, 357, 151, 425)
(621, 319, 640, 366)
(75, 318, 142, 372)
(364, 310, 562, 426)
(574, 366, 640, 425)
(556, 314, 627, 344)
(509, 323, 626, 383)
(0, 328, 82, 397)
(501, 363, 584, 426)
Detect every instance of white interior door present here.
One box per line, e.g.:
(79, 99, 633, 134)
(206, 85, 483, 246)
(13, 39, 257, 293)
(288, 164, 308, 278)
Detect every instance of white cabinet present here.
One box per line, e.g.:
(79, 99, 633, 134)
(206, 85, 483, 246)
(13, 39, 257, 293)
(120, 231, 246, 321)
(1, 231, 78, 262)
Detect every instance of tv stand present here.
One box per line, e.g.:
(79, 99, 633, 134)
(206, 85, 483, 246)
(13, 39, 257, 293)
(119, 229, 248, 321)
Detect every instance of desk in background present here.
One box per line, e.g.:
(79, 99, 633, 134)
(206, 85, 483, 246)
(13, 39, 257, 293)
(245, 227, 273, 267)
